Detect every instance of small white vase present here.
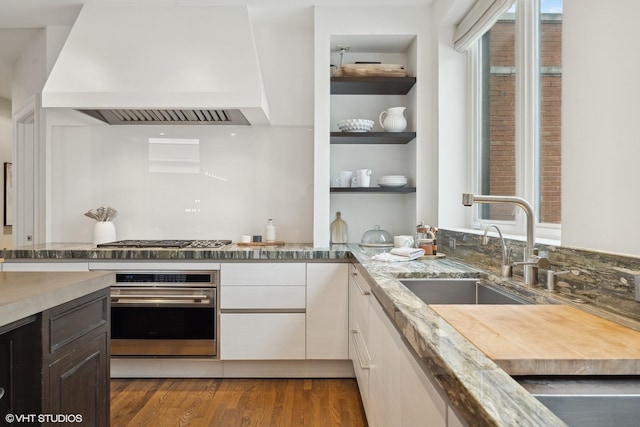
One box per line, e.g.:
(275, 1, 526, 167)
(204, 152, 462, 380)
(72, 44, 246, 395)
(94, 221, 116, 244)
(379, 107, 407, 132)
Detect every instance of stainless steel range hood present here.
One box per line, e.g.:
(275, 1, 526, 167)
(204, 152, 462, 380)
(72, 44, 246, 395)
(42, 4, 270, 125)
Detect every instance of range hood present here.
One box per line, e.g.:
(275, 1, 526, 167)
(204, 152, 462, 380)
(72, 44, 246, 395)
(42, 4, 270, 125)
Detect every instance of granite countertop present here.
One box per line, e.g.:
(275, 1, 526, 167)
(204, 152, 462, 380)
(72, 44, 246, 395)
(0, 271, 115, 328)
(1, 242, 565, 426)
(348, 245, 566, 427)
(0, 242, 351, 261)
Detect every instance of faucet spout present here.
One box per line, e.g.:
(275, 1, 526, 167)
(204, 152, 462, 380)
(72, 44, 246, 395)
(462, 193, 543, 286)
(482, 224, 512, 278)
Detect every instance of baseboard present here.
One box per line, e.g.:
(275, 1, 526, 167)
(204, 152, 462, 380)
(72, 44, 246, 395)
(111, 358, 355, 379)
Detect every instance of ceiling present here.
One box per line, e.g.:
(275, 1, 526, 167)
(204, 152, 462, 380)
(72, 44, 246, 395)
(0, 0, 435, 101)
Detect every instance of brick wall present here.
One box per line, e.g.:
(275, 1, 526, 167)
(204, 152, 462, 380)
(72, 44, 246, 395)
(485, 15, 562, 223)
(539, 16, 562, 223)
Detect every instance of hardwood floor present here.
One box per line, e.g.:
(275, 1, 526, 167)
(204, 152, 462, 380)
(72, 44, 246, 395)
(110, 378, 368, 427)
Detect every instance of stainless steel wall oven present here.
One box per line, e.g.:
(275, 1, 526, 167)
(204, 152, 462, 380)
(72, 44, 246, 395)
(110, 271, 218, 357)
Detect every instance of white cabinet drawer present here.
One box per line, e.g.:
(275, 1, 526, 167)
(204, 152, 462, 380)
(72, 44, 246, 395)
(221, 263, 305, 286)
(220, 313, 306, 360)
(221, 286, 306, 309)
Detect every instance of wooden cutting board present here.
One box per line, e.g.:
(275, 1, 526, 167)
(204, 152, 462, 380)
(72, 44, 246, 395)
(236, 241, 285, 247)
(430, 304, 640, 375)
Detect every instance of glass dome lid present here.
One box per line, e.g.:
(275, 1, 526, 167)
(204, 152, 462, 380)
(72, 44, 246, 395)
(360, 225, 394, 247)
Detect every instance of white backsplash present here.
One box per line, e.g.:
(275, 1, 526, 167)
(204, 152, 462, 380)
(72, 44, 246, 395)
(50, 125, 314, 243)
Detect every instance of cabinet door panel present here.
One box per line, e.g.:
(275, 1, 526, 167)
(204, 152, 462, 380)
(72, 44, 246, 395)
(221, 286, 306, 309)
(348, 265, 371, 418)
(220, 313, 305, 360)
(349, 266, 370, 342)
(399, 326, 447, 426)
(349, 328, 370, 411)
(221, 263, 305, 286)
(306, 263, 348, 359)
(46, 333, 109, 427)
(447, 406, 468, 427)
(0, 318, 41, 418)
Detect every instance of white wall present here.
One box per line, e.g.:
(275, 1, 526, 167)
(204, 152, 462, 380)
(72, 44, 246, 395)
(562, 0, 640, 256)
(436, 24, 469, 230)
(250, 6, 314, 126)
(50, 125, 313, 243)
(0, 97, 12, 248)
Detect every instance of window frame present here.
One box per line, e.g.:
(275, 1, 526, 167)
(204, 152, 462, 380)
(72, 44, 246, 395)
(468, 0, 561, 241)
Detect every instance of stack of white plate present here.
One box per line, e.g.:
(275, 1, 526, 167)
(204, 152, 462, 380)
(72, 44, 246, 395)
(378, 175, 408, 188)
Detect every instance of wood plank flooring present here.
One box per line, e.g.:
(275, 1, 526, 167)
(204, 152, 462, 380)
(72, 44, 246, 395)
(111, 378, 368, 427)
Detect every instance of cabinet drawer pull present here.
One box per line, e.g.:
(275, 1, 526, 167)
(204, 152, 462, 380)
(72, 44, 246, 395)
(221, 308, 305, 314)
(353, 277, 371, 296)
(350, 330, 370, 370)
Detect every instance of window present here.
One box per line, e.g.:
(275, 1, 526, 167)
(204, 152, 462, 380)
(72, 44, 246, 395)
(473, 0, 562, 238)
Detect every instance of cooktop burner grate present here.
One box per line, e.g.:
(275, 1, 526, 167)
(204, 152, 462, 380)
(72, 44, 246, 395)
(97, 240, 232, 249)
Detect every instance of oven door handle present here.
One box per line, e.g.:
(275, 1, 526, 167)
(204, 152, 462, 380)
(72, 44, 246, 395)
(111, 294, 211, 305)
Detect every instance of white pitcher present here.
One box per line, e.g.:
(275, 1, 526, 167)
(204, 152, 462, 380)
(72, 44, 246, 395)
(379, 107, 407, 132)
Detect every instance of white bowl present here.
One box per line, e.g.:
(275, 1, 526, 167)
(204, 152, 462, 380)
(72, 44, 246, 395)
(380, 175, 406, 180)
(378, 177, 407, 188)
(378, 178, 408, 183)
(337, 119, 374, 132)
(378, 182, 407, 188)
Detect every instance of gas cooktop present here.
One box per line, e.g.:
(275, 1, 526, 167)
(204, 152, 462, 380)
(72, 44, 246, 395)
(96, 239, 232, 249)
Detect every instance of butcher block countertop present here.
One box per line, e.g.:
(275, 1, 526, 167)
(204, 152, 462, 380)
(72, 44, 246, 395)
(430, 304, 640, 376)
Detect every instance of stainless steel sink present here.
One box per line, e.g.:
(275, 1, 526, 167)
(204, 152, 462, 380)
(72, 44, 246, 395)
(516, 376, 640, 427)
(400, 278, 531, 305)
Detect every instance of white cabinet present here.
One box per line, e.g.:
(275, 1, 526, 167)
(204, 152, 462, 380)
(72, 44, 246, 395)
(399, 320, 448, 426)
(220, 263, 307, 360)
(447, 407, 468, 427)
(306, 263, 349, 359)
(351, 265, 447, 427)
(221, 263, 306, 286)
(349, 265, 372, 410)
(222, 286, 305, 309)
(219, 313, 306, 360)
(368, 296, 403, 427)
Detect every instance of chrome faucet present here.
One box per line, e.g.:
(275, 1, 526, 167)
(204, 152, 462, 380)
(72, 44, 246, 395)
(482, 224, 512, 278)
(462, 193, 548, 286)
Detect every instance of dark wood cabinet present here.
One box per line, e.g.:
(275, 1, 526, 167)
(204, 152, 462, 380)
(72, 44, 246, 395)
(0, 316, 41, 426)
(41, 288, 110, 427)
(0, 288, 110, 427)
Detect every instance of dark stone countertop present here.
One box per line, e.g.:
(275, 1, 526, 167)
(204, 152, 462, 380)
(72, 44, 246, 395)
(0, 242, 351, 261)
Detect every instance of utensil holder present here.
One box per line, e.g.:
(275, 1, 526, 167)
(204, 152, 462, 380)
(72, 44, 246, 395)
(94, 222, 116, 244)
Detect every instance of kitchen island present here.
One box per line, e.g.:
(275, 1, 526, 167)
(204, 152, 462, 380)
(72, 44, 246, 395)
(0, 271, 114, 427)
(0, 243, 574, 426)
